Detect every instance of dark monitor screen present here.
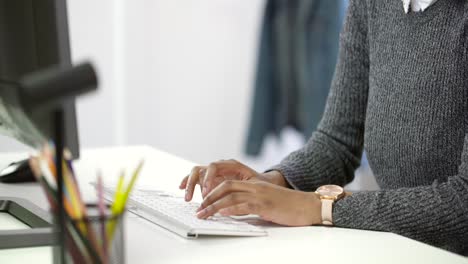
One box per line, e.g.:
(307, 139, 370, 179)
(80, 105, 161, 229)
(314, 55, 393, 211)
(0, 0, 79, 158)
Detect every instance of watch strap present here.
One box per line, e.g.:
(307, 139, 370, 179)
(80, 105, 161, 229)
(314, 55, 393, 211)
(321, 199, 334, 226)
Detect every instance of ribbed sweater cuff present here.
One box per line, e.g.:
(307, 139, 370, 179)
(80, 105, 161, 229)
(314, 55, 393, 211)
(332, 184, 468, 255)
(266, 141, 346, 191)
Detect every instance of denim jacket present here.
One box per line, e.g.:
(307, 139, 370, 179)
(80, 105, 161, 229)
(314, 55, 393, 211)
(246, 0, 345, 155)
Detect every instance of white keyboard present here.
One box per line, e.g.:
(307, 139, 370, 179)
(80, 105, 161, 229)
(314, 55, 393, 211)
(98, 186, 267, 238)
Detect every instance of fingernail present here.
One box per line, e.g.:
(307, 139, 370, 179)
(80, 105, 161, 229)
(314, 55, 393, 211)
(196, 206, 202, 212)
(197, 209, 206, 218)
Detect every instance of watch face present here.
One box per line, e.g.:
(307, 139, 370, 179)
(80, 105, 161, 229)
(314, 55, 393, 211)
(316, 185, 344, 199)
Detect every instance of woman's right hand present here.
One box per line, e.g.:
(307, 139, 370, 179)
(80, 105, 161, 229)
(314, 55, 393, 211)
(179, 159, 288, 201)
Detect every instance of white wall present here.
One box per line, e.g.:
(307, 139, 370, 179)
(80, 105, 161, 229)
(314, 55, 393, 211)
(68, 0, 118, 147)
(71, 0, 269, 167)
(122, 1, 265, 165)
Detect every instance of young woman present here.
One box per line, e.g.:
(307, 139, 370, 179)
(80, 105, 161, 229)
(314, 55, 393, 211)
(180, 0, 468, 255)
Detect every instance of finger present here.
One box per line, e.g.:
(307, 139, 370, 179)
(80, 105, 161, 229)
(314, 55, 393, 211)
(180, 167, 205, 190)
(218, 203, 253, 217)
(179, 176, 189, 189)
(197, 193, 255, 219)
(199, 180, 256, 211)
(198, 168, 207, 194)
(202, 163, 218, 196)
(202, 160, 244, 195)
(201, 176, 223, 199)
(185, 166, 202, 201)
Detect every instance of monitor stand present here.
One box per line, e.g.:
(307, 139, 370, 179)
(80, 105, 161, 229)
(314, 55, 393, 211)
(0, 197, 56, 249)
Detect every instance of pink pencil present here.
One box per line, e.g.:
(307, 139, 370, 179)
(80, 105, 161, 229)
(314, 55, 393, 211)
(97, 173, 108, 264)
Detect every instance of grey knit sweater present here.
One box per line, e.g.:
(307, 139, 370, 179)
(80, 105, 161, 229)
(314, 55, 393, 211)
(271, 0, 468, 256)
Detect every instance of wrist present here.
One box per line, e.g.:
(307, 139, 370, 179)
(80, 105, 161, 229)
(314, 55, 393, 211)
(258, 170, 289, 188)
(315, 185, 348, 226)
(307, 192, 322, 226)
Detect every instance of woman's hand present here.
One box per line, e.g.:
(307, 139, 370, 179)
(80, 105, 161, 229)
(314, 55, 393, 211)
(196, 180, 322, 227)
(179, 160, 288, 201)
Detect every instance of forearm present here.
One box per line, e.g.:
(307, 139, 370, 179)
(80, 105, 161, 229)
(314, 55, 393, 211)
(268, 131, 361, 191)
(333, 175, 468, 255)
(259, 170, 290, 188)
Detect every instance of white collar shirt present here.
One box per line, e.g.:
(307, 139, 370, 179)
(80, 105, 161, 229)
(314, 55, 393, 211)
(402, 0, 439, 13)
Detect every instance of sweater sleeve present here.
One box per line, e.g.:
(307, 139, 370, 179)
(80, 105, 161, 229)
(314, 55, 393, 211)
(334, 134, 468, 255)
(268, 0, 468, 255)
(272, 0, 468, 255)
(269, 0, 369, 191)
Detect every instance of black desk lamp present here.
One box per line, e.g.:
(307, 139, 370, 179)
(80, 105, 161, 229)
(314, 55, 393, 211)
(15, 62, 97, 263)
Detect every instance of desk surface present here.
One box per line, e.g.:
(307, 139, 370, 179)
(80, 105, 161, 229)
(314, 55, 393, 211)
(0, 146, 466, 264)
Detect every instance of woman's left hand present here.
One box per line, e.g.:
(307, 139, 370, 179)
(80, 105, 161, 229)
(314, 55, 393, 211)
(196, 180, 322, 226)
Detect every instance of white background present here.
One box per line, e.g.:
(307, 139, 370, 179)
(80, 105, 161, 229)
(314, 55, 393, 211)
(71, 0, 270, 165)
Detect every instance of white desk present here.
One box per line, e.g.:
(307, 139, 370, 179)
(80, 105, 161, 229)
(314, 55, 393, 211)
(0, 146, 466, 264)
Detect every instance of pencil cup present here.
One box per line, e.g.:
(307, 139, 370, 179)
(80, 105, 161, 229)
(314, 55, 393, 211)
(53, 204, 125, 264)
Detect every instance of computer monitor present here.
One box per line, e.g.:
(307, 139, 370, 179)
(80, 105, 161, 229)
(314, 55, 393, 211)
(0, 0, 96, 250)
(0, 0, 79, 158)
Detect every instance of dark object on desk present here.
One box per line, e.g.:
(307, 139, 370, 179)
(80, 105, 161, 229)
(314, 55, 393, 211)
(0, 159, 36, 183)
(14, 63, 97, 263)
(0, 197, 55, 249)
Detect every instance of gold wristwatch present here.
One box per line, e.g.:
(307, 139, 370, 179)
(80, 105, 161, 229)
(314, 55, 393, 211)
(315, 185, 345, 226)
